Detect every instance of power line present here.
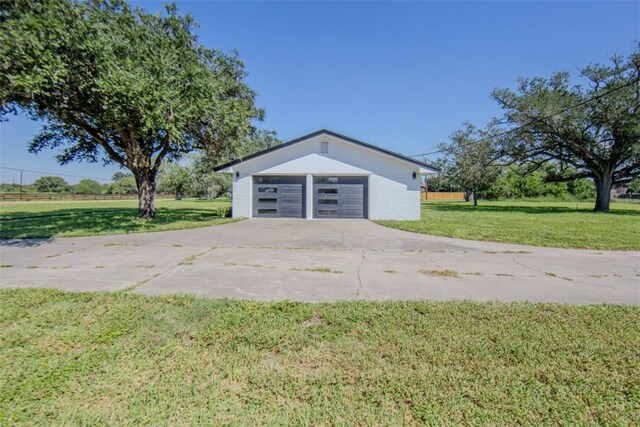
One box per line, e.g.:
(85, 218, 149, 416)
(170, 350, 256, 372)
(0, 166, 111, 182)
(408, 77, 640, 159)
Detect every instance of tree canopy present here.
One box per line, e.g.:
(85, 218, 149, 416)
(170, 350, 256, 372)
(0, 0, 263, 217)
(73, 178, 104, 194)
(437, 123, 501, 206)
(105, 172, 137, 194)
(492, 49, 640, 212)
(33, 176, 69, 193)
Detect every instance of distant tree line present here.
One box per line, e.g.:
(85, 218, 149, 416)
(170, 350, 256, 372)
(0, 173, 136, 195)
(427, 163, 601, 201)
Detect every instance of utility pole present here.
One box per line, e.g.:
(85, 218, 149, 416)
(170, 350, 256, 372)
(19, 169, 23, 198)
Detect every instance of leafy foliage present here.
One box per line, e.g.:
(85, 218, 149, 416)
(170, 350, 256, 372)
(32, 175, 70, 193)
(105, 173, 136, 194)
(73, 178, 104, 194)
(437, 123, 501, 206)
(157, 162, 191, 198)
(0, 0, 262, 217)
(0, 183, 36, 193)
(487, 164, 594, 200)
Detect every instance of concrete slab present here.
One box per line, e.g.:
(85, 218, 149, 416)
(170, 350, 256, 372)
(1, 219, 639, 304)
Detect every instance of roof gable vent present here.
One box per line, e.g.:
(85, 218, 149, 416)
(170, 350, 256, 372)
(320, 141, 329, 154)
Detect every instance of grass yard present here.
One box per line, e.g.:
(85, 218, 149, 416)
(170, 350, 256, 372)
(376, 200, 640, 251)
(0, 198, 235, 239)
(0, 289, 638, 425)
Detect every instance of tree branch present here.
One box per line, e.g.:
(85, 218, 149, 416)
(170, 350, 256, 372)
(66, 114, 127, 166)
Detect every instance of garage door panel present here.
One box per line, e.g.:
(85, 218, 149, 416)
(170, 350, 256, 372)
(253, 177, 305, 218)
(313, 177, 367, 219)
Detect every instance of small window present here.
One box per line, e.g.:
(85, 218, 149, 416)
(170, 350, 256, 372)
(316, 176, 338, 184)
(318, 209, 338, 216)
(258, 208, 277, 214)
(258, 198, 277, 204)
(258, 187, 278, 193)
(320, 141, 329, 154)
(318, 188, 338, 194)
(318, 199, 338, 205)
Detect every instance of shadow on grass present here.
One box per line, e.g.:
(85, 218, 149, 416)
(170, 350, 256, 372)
(0, 238, 55, 248)
(0, 208, 132, 221)
(0, 208, 226, 239)
(424, 202, 640, 216)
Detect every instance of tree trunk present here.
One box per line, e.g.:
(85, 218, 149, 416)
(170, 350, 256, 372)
(135, 170, 157, 219)
(594, 174, 612, 213)
(472, 189, 478, 207)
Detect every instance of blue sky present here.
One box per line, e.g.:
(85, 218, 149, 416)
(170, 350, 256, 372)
(1, 1, 638, 184)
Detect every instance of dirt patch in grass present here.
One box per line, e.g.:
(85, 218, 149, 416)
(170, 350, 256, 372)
(300, 315, 324, 328)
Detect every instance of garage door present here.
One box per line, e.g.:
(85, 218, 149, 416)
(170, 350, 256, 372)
(313, 176, 367, 218)
(253, 176, 305, 218)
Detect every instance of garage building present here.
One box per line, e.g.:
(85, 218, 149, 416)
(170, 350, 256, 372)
(213, 129, 439, 220)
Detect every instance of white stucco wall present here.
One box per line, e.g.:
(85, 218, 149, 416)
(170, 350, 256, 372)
(228, 133, 427, 220)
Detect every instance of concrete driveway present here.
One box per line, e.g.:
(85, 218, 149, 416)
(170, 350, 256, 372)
(1, 219, 638, 304)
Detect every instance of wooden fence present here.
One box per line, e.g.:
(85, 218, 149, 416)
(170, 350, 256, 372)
(0, 193, 174, 202)
(421, 192, 466, 201)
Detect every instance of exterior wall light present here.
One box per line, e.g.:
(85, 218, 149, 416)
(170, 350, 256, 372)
(413, 172, 417, 180)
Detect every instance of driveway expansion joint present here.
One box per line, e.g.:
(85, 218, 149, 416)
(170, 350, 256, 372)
(353, 250, 366, 299)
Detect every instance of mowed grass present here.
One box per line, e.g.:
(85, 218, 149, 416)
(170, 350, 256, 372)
(376, 200, 640, 251)
(0, 289, 638, 425)
(0, 198, 235, 239)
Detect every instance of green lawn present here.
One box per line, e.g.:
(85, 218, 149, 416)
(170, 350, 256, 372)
(0, 289, 637, 425)
(0, 198, 235, 239)
(376, 200, 640, 251)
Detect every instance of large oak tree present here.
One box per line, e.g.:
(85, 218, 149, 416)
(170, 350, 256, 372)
(0, 0, 263, 217)
(492, 50, 640, 212)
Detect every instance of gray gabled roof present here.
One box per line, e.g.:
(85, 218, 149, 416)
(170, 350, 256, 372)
(213, 129, 440, 172)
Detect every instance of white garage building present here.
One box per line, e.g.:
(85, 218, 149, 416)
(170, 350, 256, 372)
(214, 129, 439, 220)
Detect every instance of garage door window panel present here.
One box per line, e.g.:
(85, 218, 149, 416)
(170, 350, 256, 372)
(257, 198, 277, 204)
